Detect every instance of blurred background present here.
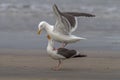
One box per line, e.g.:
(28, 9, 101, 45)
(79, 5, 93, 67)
(0, 0, 120, 52)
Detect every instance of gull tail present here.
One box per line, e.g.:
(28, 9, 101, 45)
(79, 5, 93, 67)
(79, 37, 87, 40)
(73, 51, 87, 58)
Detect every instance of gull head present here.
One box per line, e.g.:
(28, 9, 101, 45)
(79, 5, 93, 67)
(37, 21, 46, 35)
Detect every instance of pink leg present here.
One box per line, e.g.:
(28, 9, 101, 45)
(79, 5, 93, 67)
(61, 43, 68, 48)
(53, 43, 68, 50)
(52, 60, 62, 71)
(53, 47, 57, 50)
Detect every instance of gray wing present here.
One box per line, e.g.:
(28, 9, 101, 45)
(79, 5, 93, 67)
(53, 4, 73, 35)
(58, 48, 77, 58)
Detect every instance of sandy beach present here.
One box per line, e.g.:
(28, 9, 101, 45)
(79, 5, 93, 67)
(0, 49, 120, 80)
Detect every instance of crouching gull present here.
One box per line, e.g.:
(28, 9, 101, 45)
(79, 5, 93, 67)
(47, 35, 87, 70)
(38, 4, 95, 48)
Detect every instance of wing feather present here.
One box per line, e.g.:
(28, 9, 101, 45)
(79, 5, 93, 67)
(63, 12, 95, 17)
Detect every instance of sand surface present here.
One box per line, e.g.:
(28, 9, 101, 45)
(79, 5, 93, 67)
(0, 50, 120, 80)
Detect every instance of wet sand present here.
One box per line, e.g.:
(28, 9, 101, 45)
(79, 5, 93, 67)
(0, 49, 120, 80)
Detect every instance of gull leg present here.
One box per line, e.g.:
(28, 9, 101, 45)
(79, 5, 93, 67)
(53, 43, 68, 50)
(53, 47, 57, 50)
(57, 60, 62, 70)
(64, 43, 68, 47)
(52, 40, 58, 50)
(52, 60, 62, 71)
(61, 43, 68, 48)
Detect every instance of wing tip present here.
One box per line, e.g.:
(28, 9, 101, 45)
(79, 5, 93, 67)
(89, 14, 96, 17)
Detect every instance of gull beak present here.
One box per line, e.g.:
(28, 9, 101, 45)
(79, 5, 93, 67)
(47, 35, 51, 40)
(37, 29, 42, 35)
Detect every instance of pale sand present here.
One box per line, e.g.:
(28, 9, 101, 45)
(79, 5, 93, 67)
(0, 50, 120, 80)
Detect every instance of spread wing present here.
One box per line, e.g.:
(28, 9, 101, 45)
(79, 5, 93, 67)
(53, 4, 95, 35)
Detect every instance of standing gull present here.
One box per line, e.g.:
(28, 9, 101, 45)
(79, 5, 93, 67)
(38, 4, 95, 48)
(46, 35, 87, 70)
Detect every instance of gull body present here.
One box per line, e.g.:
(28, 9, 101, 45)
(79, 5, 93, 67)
(38, 21, 84, 44)
(46, 35, 86, 70)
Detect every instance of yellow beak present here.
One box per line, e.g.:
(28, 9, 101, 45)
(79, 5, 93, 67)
(37, 29, 42, 35)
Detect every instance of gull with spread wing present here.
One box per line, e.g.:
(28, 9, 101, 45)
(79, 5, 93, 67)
(38, 4, 95, 48)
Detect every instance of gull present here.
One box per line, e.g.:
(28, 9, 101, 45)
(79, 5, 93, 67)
(46, 35, 87, 70)
(38, 4, 95, 48)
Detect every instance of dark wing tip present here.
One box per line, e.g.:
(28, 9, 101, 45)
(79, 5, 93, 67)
(88, 14, 96, 17)
(73, 54, 87, 58)
(80, 13, 96, 17)
(53, 3, 61, 14)
(63, 12, 96, 17)
(53, 3, 56, 7)
(53, 3, 57, 9)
